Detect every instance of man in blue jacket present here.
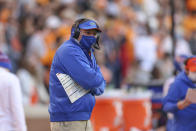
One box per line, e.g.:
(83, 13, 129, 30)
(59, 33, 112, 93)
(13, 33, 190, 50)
(49, 18, 106, 131)
(163, 56, 196, 131)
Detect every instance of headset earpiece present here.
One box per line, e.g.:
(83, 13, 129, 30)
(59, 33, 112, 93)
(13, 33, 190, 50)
(72, 18, 90, 39)
(73, 27, 80, 39)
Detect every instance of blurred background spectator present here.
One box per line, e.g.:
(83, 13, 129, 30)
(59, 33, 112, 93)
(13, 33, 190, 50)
(0, 0, 195, 105)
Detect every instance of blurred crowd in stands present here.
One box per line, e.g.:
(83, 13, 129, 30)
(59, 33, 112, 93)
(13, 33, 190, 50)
(0, 0, 195, 105)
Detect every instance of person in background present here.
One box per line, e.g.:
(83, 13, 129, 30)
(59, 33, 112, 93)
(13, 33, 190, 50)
(163, 56, 196, 131)
(0, 52, 27, 131)
(48, 18, 106, 131)
(162, 54, 188, 131)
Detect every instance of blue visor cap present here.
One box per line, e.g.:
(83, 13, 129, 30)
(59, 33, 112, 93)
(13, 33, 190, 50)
(79, 20, 101, 32)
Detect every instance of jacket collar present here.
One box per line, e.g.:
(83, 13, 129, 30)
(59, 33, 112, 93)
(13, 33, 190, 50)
(0, 67, 9, 72)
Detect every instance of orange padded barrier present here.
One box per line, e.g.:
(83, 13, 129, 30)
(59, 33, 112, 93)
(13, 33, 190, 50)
(91, 96, 152, 131)
(122, 98, 152, 131)
(91, 98, 122, 131)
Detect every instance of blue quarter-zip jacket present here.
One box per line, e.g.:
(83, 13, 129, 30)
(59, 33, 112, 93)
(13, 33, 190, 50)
(48, 37, 105, 122)
(163, 71, 196, 131)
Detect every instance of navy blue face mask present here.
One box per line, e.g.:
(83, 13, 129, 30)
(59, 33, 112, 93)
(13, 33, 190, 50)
(79, 35, 96, 51)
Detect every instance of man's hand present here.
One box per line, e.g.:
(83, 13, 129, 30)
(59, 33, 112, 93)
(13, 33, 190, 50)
(91, 81, 105, 96)
(177, 98, 192, 110)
